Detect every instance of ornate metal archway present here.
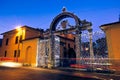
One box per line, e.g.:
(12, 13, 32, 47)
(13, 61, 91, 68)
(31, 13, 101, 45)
(48, 8, 94, 68)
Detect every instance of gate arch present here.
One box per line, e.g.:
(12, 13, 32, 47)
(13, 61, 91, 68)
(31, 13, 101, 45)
(49, 10, 82, 68)
(48, 9, 93, 68)
(50, 12, 81, 32)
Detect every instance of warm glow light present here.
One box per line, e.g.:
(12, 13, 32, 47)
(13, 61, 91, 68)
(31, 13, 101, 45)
(16, 25, 22, 31)
(0, 62, 22, 67)
(85, 47, 89, 51)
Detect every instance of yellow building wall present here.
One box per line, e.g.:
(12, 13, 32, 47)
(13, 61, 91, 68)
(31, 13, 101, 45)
(22, 38, 39, 66)
(103, 23, 120, 70)
(0, 30, 24, 58)
(0, 26, 42, 66)
(105, 24, 120, 59)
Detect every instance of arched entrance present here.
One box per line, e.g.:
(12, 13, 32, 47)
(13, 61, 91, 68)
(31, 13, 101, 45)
(25, 46, 32, 65)
(48, 8, 94, 68)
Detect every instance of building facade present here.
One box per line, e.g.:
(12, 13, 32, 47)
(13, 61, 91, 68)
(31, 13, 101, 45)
(0, 25, 76, 67)
(100, 21, 120, 70)
(0, 26, 43, 66)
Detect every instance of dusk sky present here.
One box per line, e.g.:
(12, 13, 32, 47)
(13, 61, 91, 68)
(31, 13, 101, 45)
(0, 0, 120, 38)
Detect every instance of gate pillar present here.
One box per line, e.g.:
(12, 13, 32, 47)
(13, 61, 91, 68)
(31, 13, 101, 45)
(75, 26, 82, 64)
(48, 33, 55, 68)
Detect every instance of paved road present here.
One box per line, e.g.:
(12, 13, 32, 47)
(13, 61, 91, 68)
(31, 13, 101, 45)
(0, 66, 99, 80)
(58, 67, 120, 80)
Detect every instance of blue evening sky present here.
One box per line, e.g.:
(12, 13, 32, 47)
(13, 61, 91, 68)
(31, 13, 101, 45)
(0, 0, 120, 38)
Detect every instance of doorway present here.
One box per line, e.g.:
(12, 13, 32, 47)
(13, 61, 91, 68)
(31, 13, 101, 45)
(25, 46, 32, 65)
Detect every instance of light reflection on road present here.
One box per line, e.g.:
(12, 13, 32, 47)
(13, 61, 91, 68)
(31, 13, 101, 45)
(0, 61, 22, 67)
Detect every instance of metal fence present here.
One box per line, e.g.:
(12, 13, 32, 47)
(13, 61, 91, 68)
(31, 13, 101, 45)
(57, 58, 111, 70)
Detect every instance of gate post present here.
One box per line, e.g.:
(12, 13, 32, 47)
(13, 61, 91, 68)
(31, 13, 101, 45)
(48, 33, 55, 68)
(88, 28, 94, 59)
(75, 26, 82, 64)
(88, 28, 94, 68)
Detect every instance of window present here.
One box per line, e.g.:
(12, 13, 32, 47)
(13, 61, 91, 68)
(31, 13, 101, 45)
(14, 50, 20, 57)
(0, 39, 2, 46)
(6, 38, 9, 45)
(74, 37, 75, 41)
(15, 36, 18, 44)
(68, 43, 70, 48)
(19, 35, 22, 43)
(18, 50, 20, 57)
(14, 50, 17, 57)
(4, 51, 7, 57)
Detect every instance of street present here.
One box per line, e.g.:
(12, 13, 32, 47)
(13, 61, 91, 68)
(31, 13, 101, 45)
(1, 66, 120, 80)
(0, 66, 99, 80)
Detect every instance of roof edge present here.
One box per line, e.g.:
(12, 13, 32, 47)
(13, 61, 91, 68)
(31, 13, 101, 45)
(0, 25, 44, 35)
(100, 21, 120, 27)
(100, 21, 120, 30)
